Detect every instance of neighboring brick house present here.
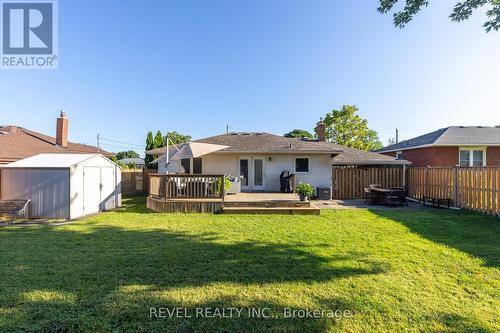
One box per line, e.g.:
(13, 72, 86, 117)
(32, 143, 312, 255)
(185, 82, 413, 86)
(0, 111, 112, 165)
(376, 126, 500, 167)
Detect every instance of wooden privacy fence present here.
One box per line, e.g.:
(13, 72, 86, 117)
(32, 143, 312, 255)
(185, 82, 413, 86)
(121, 169, 157, 195)
(407, 167, 500, 216)
(332, 167, 404, 199)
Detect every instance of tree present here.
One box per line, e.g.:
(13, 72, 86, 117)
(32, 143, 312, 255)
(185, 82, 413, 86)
(154, 130, 164, 149)
(284, 129, 314, 139)
(163, 131, 191, 145)
(144, 131, 154, 167)
(116, 150, 140, 160)
(387, 138, 396, 145)
(378, 0, 500, 32)
(317, 105, 383, 151)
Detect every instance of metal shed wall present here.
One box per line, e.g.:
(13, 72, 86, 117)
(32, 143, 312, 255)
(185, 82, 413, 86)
(0, 168, 70, 219)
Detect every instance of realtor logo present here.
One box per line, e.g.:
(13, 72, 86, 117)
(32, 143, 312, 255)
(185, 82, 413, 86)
(1, 0, 58, 69)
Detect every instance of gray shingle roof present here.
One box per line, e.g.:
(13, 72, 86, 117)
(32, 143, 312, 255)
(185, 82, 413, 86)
(377, 126, 500, 153)
(194, 132, 343, 153)
(147, 132, 408, 165)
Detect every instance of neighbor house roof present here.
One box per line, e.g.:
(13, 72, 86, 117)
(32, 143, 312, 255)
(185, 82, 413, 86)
(0, 125, 112, 164)
(377, 126, 500, 153)
(147, 132, 408, 166)
(2, 154, 107, 168)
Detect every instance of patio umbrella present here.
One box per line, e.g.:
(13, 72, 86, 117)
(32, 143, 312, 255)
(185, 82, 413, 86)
(170, 142, 229, 160)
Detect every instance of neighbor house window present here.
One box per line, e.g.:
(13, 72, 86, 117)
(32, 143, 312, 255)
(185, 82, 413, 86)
(395, 151, 403, 159)
(459, 149, 485, 167)
(295, 158, 309, 172)
(193, 158, 202, 174)
(181, 158, 190, 174)
(459, 150, 470, 167)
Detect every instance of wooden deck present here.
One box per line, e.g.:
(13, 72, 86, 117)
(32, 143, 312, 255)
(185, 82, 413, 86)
(147, 192, 320, 215)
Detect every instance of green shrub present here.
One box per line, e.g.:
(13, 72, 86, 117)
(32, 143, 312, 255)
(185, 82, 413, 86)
(211, 176, 231, 195)
(296, 182, 314, 197)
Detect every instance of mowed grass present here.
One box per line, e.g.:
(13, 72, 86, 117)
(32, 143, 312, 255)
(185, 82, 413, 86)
(0, 196, 499, 333)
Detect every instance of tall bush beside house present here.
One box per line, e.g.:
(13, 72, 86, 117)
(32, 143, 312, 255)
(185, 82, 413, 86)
(144, 131, 154, 167)
(296, 183, 314, 201)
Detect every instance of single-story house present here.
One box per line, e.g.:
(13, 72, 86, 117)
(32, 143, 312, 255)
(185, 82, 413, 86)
(377, 126, 500, 167)
(146, 124, 408, 197)
(0, 111, 112, 165)
(0, 154, 121, 219)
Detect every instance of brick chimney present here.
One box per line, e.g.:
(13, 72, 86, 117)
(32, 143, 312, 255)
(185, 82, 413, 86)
(316, 118, 326, 141)
(56, 111, 68, 148)
(7, 126, 19, 134)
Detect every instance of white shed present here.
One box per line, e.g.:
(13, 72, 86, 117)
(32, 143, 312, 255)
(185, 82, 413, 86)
(0, 154, 121, 219)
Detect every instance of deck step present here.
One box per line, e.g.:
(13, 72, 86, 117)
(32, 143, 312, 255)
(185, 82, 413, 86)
(223, 204, 320, 215)
(224, 201, 310, 208)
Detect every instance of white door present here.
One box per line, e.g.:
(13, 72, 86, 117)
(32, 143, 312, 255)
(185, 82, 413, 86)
(100, 167, 116, 211)
(83, 167, 101, 215)
(239, 157, 265, 191)
(252, 157, 265, 191)
(239, 158, 250, 191)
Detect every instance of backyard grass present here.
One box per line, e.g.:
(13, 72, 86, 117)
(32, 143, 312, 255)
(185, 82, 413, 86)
(0, 196, 499, 333)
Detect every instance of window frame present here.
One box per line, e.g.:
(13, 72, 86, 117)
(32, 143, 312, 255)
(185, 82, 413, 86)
(294, 157, 310, 173)
(458, 147, 486, 167)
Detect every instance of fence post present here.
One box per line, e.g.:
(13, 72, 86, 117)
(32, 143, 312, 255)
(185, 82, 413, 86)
(453, 167, 459, 207)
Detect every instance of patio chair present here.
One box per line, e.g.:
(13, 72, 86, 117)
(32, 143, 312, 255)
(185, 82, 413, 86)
(364, 187, 370, 204)
(364, 187, 382, 205)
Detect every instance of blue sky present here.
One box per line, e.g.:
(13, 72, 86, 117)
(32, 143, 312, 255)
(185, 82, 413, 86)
(1, 0, 499, 155)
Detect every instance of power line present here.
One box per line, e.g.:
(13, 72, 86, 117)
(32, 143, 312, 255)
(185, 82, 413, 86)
(99, 137, 144, 148)
(98, 143, 144, 151)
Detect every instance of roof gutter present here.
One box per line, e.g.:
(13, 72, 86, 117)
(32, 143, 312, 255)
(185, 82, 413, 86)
(378, 143, 500, 154)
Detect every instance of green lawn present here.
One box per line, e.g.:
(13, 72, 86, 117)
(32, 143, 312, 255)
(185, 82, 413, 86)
(0, 196, 499, 333)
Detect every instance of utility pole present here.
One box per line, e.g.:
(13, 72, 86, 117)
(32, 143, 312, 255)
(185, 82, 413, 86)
(96, 134, 100, 152)
(226, 124, 229, 134)
(395, 128, 399, 144)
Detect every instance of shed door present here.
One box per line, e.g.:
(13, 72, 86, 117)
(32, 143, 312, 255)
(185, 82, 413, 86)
(100, 167, 116, 210)
(83, 167, 101, 215)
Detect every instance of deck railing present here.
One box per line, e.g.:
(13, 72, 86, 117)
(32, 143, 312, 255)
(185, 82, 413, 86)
(149, 174, 225, 200)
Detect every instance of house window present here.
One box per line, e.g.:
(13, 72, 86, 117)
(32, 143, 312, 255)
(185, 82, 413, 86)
(295, 158, 309, 172)
(193, 158, 202, 174)
(459, 150, 470, 167)
(472, 150, 484, 167)
(181, 158, 190, 174)
(459, 149, 485, 167)
(395, 151, 403, 159)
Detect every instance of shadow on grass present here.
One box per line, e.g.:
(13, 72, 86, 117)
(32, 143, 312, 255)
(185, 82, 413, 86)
(370, 209, 500, 268)
(115, 195, 155, 214)
(0, 224, 386, 332)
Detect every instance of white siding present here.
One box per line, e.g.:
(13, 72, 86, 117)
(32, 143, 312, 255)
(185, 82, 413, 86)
(1, 169, 70, 219)
(264, 154, 332, 192)
(202, 154, 238, 175)
(157, 155, 181, 174)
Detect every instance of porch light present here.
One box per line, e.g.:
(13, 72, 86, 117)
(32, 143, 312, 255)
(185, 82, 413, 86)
(268, 157, 272, 161)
